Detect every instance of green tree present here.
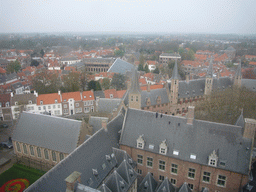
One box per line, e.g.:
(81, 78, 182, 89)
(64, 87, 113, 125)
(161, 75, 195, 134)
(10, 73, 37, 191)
(114, 49, 124, 57)
(139, 54, 145, 65)
(187, 49, 195, 60)
(101, 78, 110, 90)
(61, 72, 80, 92)
(153, 67, 160, 74)
(87, 80, 102, 91)
(144, 64, 150, 73)
(138, 63, 144, 71)
(31, 60, 39, 67)
(111, 73, 126, 90)
(7, 60, 21, 73)
(80, 68, 89, 91)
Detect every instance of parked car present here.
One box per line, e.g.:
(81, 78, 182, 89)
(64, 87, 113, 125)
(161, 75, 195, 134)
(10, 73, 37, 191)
(0, 124, 8, 128)
(0, 141, 13, 149)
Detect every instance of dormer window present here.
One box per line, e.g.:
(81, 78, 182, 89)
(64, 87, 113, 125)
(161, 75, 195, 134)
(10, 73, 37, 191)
(159, 139, 167, 155)
(173, 150, 179, 156)
(15, 102, 18, 105)
(84, 96, 86, 98)
(208, 150, 218, 167)
(190, 154, 196, 160)
(40, 101, 43, 105)
(55, 99, 58, 103)
(110, 94, 113, 98)
(28, 100, 32, 104)
(137, 135, 145, 149)
(5, 102, 9, 107)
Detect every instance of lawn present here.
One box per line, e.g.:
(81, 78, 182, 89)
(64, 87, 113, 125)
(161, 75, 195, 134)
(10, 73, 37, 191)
(0, 164, 45, 189)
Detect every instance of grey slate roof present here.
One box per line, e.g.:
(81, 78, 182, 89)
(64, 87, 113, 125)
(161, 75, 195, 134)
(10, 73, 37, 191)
(104, 170, 129, 192)
(171, 59, 180, 80)
(201, 187, 209, 192)
(12, 112, 81, 154)
(25, 114, 124, 192)
(94, 91, 105, 99)
(97, 98, 122, 113)
(138, 172, 158, 192)
(130, 69, 141, 94)
(98, 184, 112, 192)
(120, 108, 252, 175)
(241, 79, 256, 92)
(113, 148, 135, 168)
(107, 59, 135, 74)
(89, 116, 109, 133)
(178, 183, 192, 192)
(141, 88, 169, 108)
(156, 177, 176, 192)
(11, 82, 23, 90)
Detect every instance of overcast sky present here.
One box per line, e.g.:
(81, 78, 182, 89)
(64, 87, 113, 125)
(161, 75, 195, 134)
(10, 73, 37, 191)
(0, 0, 255, 34)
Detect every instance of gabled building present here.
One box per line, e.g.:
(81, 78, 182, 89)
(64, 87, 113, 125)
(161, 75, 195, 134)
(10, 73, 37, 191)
(119, 107, 255, 192)
(0, 93, 12, 121)
(12, 112, 88, 171)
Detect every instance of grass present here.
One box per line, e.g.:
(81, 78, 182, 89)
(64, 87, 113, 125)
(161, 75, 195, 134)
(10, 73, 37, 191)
(0, 164, 45, 187)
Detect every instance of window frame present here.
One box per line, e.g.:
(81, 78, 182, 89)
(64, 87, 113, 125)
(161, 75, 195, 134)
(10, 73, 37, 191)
(147, 157, 153, 168)
(203, 171, 211, 183)
(44, 149, 49, 160)
(217, 175, 226, 187)
(37, 147, 42, 158)
(171, 163, 178, 174)
(52, 151, 57, 162)
(16, 142, 21, 153)
(23, 143, 28, 154)
(29, 145, 35, 156)
(159, 160, 166, 171)
(137, 154, 143, 165)
(188, 168, 196, 179)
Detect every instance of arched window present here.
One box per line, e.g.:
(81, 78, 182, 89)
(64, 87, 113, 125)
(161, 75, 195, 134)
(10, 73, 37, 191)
(37, 147, 41, 158)
(16, 142, 21, 152)
(29, 146, 34, 156)
(23, 143, 28, 154)
(59, 153, 64, 161)
(52, 151, 57, 162)
(44, 149, 49, 160)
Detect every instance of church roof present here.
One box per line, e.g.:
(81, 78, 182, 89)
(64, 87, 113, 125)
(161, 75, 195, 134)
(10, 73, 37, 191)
(171, 59, 180, 80)
(156, 177, 176, 192)
(129, 69, 141, 94)
(138, 172, 158, 192)
(107, 59, 135, 74)
(206, 57, 213, 78)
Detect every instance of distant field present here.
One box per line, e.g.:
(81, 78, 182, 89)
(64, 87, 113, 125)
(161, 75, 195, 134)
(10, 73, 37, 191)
(0, 164, 45, 189)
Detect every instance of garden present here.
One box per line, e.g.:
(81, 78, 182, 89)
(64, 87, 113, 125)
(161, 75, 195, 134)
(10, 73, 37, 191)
(0, 164, 45, 192)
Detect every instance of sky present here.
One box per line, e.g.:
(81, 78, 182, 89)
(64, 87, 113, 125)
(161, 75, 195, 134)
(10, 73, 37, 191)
(0, 0, 256, 34)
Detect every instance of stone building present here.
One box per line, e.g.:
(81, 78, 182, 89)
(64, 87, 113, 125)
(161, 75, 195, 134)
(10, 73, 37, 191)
(119, 107, 256, 192)
(12, 112, 89, 171)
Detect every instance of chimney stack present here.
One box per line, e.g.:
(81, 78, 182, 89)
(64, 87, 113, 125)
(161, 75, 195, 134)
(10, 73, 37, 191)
(243, 118, 256, 139)
(65, 171, 81, 192)
(186, 75, 189, 83)
(187, 106, 195, 124)
(147, 83, 150, 92)
(101, 119, 108, 131)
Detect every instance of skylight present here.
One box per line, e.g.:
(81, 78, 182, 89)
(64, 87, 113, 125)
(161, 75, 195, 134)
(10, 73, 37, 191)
(173, 150, 179, 155)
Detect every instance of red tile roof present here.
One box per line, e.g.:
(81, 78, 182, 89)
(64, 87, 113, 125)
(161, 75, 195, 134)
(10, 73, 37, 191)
(104, 89, 118, 98)
(249, 62, 256, 66)
(139, 78, 147, 85)
(245, 55, 256, 59)
(62, 91, 81, 101)
(0, 93, 11, 107)
(116, 90, 127, 98)
(37, 93, 61, 105)
(82, 90, 95, 101)
(140, 84, 164, 90)
(181, 60, 201, 67)
(0, 67, 6, 74)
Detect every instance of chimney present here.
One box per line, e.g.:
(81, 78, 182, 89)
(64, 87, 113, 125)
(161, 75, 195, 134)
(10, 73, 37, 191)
(33, 90, 38, 97)
(10, 92, 13, 97)
(58, 90, 61, 95)
(147, 83, 150, 92)
(101, 119, 107, 131)
(243, 118, 256, 140)
(65, 171, 81, 192)
(185, 75, 189, 83)
(187, 106, 195, 124)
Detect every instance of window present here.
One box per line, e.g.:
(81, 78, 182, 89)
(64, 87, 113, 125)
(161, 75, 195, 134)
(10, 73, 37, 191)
(84, 101, 87, 106)
(110, 94, 113, 98)
(137, 135, 145, 149)
(219, 161, 226, 167)
(28, 100, 32, 104)
(48, 106, 51, 109)
(188, 183, 194, 190)
(64, 104, 67, 108)
(53, 105, 56, 109)
(188, 168, 195, 179)
(137, 169, 142, 175)
(159, 160, 165, 171)
(149, 144, 154, 150)
(160, 148, 166, 154)
(138, 143, 143, 148)
(40, 101, 43, 105)
(15, 101, 18, 105)
(6, 102, 9, 107)
(131, 96, 133, 101)
(136, 96, 138, 101)
(171, 164, 178, 174)
(159, 140, 167, 155)
(55, 99, 58, 103)
(76, 103, 79, 107)
(29, 146, 35, 156)
(203, 171, 211, 183)
(59, 153, 64, 161)
(43, 106, 46, 110)
(173, 150, 179, 155)
(37, 147, 41, 158)
(190, 154, 196, 159)
(58, 105, 60, 108)
(54, 110, 60, 115)
(137, 155, 143, 164)
(91, 106, 94, 112)
(217, 175, 226, 187)
(52, 151, 57, 162)
(44, 149, 49, 160)
(210, 159, 216, 166)
(170, 178, 176, 185)
(16, 142, 21, 152)
(159, 175, 164, 181)
(147, 157, 153, 167)
(23, 144, 28, 154)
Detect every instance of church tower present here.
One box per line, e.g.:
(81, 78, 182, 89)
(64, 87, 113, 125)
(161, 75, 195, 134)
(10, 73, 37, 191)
(234, 60, 242, 88)
(169, 59, 179, 105)
(204, 57, 213, 95)
(128, 69, 141, 109)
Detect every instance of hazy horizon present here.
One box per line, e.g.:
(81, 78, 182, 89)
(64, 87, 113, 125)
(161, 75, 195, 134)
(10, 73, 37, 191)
(1, 0, 256, 34)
